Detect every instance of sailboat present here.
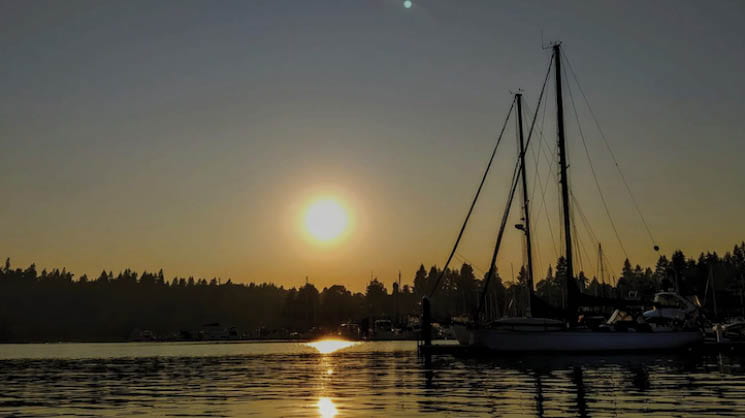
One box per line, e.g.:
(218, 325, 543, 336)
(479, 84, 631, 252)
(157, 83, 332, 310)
(448, 43, 702, 352)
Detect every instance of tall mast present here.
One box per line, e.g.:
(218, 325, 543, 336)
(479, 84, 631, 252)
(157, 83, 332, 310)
(516, 93, 534, 313)
(554, 44, 574, 284)
(554, 43, 576, 318)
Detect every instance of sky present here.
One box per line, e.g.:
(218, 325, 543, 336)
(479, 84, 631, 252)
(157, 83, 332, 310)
(1, 0, 744, 292)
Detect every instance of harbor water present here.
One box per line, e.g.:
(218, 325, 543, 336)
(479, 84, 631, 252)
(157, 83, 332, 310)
(1, 340, 745, 417)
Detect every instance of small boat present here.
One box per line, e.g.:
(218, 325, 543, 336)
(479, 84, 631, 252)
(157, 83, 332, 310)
(438, 43, 703, 352)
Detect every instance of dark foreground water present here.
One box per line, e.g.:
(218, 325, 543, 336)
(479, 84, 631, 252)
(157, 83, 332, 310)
(1, 340, 745, 417)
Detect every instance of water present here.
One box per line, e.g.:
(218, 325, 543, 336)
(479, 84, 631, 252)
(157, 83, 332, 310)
(1, 340, 745, 417)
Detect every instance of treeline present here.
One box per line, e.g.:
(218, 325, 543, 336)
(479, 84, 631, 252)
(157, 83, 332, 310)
(1, 242, 744, 342)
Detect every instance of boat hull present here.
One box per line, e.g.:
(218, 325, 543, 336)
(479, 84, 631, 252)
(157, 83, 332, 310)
(453, 325, 702, 352)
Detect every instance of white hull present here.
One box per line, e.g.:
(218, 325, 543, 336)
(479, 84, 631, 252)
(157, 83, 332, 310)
(453, 325, 702, 352)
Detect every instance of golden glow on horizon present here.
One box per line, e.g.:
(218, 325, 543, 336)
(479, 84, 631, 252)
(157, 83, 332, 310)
(317, 397, 338, 418)
(303, 197, 350, 244)
(305, 339, 359, 354)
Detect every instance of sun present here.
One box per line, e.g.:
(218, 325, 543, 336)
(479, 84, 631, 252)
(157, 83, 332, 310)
(303, 197, 350, 244)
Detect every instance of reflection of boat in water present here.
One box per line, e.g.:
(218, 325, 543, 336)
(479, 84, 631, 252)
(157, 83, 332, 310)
(454, 324, 702, 352)
(441, 43, 703, 352)
(426, 350, 704, 416)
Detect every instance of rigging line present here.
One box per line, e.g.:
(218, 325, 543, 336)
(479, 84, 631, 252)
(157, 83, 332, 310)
(477, 55, 555, 313)
(478, 152, 522, 316)
(540, 74, 564, 259)
(525, 92, 551, 210)
(523, 100, 548, 207)
(573, 194, 611, 278)
(535, 130, 563, 262)
(573, 205, 598, 281)
(572, 203, 592, 276)
(571, 192, 600, 245)
(571, 208, 584, 273)
(533, 237, 543, 283)
(523, 100, 552, 254)
(520, 67, 560, 263)
(523, 53, 554, 171)
(564, 61, 630, 261)
(429, 97, 516, 298)
(561, 50, 658, 248)
(571, 191, 618, 277)
(454, 251, 486, 277)
(520, 100, 547, 273)
(596, 245, 601, 283)
(532, 116, 561, 260)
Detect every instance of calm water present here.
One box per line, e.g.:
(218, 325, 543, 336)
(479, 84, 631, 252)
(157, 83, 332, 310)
(1, 340, 745, 417)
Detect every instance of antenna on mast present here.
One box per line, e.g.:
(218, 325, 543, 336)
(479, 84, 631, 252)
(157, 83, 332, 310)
(542, 35, 557, 50)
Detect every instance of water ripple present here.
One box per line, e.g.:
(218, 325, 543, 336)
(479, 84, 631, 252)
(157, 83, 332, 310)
(0, 341, 744, 416)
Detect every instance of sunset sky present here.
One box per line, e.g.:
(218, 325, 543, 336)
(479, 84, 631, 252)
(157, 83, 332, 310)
(1, 1, 744, 292)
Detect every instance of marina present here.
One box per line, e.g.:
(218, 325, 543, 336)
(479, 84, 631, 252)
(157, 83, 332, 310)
(2, 2, 744, 416)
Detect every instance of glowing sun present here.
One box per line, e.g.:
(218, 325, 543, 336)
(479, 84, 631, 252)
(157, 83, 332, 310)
(303, 198, 350, 243)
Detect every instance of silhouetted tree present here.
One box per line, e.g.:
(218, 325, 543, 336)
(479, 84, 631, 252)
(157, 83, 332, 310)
(2, 243, 745, 342)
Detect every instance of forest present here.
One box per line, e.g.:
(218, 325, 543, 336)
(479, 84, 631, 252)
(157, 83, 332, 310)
(1, 242, 744, 342)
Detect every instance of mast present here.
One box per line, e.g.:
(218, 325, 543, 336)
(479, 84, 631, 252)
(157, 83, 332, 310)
(708, 264, 718, 319)
(553, 43, 576, 317)
(516, 93, 535, 315)
(598, 243, 605, 297)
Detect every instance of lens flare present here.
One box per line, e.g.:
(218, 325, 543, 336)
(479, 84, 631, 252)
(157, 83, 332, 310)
(305, 339, 359, 354)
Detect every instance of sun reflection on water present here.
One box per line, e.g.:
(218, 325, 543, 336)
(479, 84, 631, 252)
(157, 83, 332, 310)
(317, 397, 338, 417)
(305, 339, 359, 354)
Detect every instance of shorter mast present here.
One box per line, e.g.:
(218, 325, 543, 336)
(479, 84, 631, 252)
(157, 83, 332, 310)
(475, 54, 553, 321)
(516, 93, 534, 317)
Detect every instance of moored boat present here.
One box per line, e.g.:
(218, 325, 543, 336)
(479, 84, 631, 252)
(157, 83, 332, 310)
(453, 325, 701, 352)
(430, 43, 703, 353)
